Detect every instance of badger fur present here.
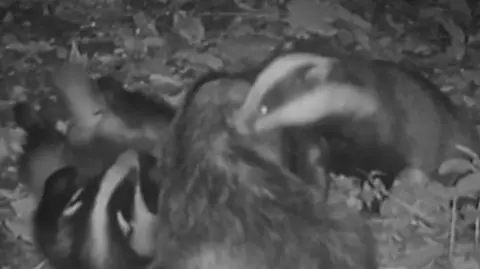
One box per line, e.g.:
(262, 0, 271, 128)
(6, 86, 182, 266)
(52, 61, 175, 158)
(147, 75, 377, 269)
(33, 150, 157, 269)
(232, 52, 480, 190)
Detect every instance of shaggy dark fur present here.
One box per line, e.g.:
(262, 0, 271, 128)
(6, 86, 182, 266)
(147, 77, 377, 269)
(95, 76, 176, 130)
(262, 56, 480, 189)
(181, 70, 331, 194)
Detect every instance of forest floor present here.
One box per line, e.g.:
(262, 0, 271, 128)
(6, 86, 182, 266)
(1, 0, 480, 268)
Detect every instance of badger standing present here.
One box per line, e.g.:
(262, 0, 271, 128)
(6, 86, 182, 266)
(147, 75, 377, 269)
(232, 52, 480, 191)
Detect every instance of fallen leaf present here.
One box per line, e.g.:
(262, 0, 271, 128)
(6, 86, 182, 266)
(434, 15, 465, 61)
(286, 0, 337, 35)
(140, 58, 171, 75)
(452, 255, 480, 269)
(216, 34, 280, 66)
(439, 158, 476, 176)
(142, 36, 166, 48)
(4, 127, 25, 154)
(3, 11, 13, 23)
(4, 216, 33, 243)
(10, 195, 36, 218)
(456, 144, 479, 160)
(6, 41, 55, 54)
(174, 51, 224, 70)
(232, 0, 255, 11)
(4, 194, 37, 243)
(123, 37, 145, 54)
(162, 91, 186, 108)
(332, 2, 371, 32)
(33, 260, 47, 269)
(56, 120, 69, 134)
(96, 54, 117, 64)
(426, 181, 455, 200)
(387, 243, 444, 268)
(10, 85, 28, 102)
(0, 188, 19, 200)
(149, 74, 183, 88)
(454, 172, 480, 196)
(133, 11, 159, 37)
(173, 11, 205, 45)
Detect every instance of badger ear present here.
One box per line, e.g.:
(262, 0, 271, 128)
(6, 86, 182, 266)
(288, 60, 333, 91)
(303, 57, 337, 87)
(123, 166, 139, 184)
(305, 64, 328, 84)
(302, 64, 323, 88)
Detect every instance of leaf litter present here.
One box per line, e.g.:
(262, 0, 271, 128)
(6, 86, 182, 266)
(1, 0, 480, 268)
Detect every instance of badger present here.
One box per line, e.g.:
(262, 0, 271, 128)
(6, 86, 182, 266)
(146, 75, 377, 269)
(232, 52, 480, 192)
(14, 102, 122, 200)
(33, 150, 158, 269)
(52, 56, 175, 159)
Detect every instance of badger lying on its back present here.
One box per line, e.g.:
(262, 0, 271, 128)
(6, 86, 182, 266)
(34, 150, 158, 269)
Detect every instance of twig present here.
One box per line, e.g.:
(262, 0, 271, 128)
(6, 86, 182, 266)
(476, 200, 480, 249)
(33, 260, 46, 269)
(387, 194, 435, 226)
(449, 198, 457, 258)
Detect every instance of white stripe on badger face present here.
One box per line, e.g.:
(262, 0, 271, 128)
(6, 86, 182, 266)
(128, 179, 156, 257)
(116, 211, 132, 236)
(235, 53, 335, 131)
(254, 83, 379, 132)
(62, 188, 85, 217)
(87, 149, 139, 268)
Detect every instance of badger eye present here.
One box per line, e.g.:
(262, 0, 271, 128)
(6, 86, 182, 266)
(260, 105, 269, 115)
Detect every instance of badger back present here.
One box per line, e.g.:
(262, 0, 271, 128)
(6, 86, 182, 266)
(168, 77, 286, 181)
(151, 75, 377, 269)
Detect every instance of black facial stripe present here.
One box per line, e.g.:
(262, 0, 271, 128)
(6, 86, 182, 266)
(138, 153, 159, 214)
(260, 63, 318, 114)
